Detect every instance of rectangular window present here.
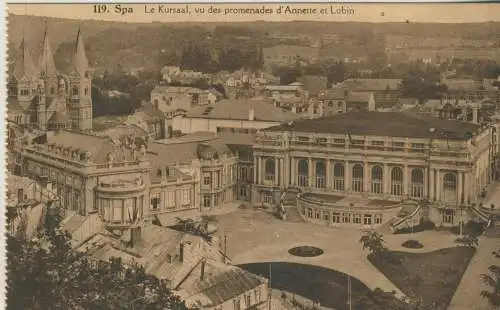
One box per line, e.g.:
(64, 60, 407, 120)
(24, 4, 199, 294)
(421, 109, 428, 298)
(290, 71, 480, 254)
(363, 214, 372, 225)
(353, 214, 361, 224)
(203, 195, 211, 208)
(203, 175, 211, 185)
(332, 212, 341, 223)
(323, 211, 330, 221)
(343, 213, 351, 223)
(371, 141, 384, 146)
(374, 214, 383, 224)
(315, 137, 327, 146)
(333, 138, 346, 144)
(297, 136, 310, 145)
(112, 200, 122, 222)
(167, 191, 176, 208)
(233, 297, 241, 310)
(181, 189, 191, 206)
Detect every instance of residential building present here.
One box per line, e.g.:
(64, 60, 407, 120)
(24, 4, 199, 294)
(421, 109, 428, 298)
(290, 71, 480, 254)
(172, 98, 299, 135)
(177, 260, 269, 310)
(252, 111, 496, 228)
(7, 28, 93, 132)
(338, 78, 401, 110)
(151, 86, 218, 115)
(315, 88, 376, 117)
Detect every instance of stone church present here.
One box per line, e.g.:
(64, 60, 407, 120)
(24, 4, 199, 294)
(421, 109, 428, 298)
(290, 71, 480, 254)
(7, 27, 93, 132)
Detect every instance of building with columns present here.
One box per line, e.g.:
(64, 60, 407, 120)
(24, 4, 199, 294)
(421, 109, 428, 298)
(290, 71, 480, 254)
(252, 111, 496, 227)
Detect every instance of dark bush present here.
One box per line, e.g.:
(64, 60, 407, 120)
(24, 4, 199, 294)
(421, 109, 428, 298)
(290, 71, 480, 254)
(402, 240, 424, 249)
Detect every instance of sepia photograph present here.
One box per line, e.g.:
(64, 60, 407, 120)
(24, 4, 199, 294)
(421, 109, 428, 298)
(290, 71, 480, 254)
(3, 2, 500, 310)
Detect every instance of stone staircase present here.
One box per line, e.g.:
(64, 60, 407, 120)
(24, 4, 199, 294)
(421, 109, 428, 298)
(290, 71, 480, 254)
(283, 206, 305, 223)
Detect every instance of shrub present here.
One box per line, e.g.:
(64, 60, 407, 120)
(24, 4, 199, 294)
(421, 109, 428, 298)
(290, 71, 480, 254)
(402, 240, 424, 249)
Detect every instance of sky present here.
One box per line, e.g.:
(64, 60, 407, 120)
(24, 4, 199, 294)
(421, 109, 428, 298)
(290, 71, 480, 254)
(7, 3, 500, 24)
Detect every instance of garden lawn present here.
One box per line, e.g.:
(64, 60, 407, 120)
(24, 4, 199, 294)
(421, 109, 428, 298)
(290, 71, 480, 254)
(369, 247, 476, 309)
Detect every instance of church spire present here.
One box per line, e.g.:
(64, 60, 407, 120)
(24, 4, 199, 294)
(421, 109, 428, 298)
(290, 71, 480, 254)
(39, 25, 57, 76)
(71, 27, 89, 75)
(13, 32, 37, 80)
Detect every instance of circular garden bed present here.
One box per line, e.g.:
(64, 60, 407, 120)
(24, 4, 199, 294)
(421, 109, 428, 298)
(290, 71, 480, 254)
(288, 246, 324, 257)
(401, 240, 424, 249)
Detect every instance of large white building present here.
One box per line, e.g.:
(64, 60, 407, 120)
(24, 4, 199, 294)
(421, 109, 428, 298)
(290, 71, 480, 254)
(252, 111, 497, 228)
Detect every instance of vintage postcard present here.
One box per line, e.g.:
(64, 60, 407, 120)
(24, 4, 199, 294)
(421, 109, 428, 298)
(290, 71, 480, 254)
(3, 2, 500, 310)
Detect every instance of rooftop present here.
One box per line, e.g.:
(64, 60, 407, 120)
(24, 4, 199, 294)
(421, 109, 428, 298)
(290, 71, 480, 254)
(177, 260, 267, 308)
(264, 111, 481, 140)
(186, 98, 299, 122)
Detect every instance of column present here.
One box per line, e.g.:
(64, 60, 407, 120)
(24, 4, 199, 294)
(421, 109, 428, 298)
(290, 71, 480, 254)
(284, 155, 289, 188)
(404, 165, 409, 197)
(429, 169, 435, 201)
(253, 156, 257, 184)
(326, 159, 332, 189)
(463, 172, 470, 204)
(363, 161, 369, 192)
(345, 161, 350, 192)
(435, 169, 441, 201)
(457, 171, 463, 204)
(383, 164, 389, 195)
(259, 156, 264, 184)
(423, 167, 428, 198)
(308, 157, 314, 188)
(280, 158, 285, 188)
(290, 157, 295, 186)
(274, 157, 279, 186)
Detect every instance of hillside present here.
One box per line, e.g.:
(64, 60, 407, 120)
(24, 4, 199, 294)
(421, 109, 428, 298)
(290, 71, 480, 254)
(7, 14, 500, 73)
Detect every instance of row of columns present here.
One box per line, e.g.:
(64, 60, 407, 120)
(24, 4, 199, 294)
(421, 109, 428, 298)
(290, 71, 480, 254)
(254, 155, 474, 204)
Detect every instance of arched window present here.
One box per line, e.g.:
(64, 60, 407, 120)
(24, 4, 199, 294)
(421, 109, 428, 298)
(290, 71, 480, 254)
(297, 159, 308, 187)
(333, 163, 344, 191)
(351, 164, 363, 193)
(410, 168, 424, 198)
(315, 161, 326, 188)
(72, 86, 79, 96)
(371, 165, 383, 194)
(391, 167, 404, 196)
(84, 87, 88, 96)
(264, 158, 276, 181)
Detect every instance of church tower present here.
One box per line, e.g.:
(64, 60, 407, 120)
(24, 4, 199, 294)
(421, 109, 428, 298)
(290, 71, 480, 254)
(68, 28, 93, 131)
(37, 27, 59, 131)
(9, 35, 38, 109)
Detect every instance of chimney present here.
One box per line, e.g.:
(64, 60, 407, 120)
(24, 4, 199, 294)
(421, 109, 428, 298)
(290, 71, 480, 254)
(200, 258, 206, 281)
(248, 102, 255, 121)
(179, 242, 184, 263)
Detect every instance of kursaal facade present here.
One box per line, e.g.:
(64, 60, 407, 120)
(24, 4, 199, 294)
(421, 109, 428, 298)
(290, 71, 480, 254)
(252, 112, 498, 229)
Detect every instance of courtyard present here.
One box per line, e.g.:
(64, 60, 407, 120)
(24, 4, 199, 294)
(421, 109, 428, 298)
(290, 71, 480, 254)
(207, 205, 486, 308)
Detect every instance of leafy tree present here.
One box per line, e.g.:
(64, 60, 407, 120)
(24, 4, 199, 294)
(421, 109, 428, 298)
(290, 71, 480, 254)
(7, 208, 188, 310)
(455, 234, 479, 248)
(325, 61, 347, 86)
(480, 249, 500, 306)
(359, 231, 387, 258)
(399, 67, 448, 104)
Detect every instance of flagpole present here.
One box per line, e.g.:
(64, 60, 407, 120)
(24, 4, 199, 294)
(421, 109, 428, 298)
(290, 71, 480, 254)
(347, 274, 352, 310)
(268, 263, 272, 310)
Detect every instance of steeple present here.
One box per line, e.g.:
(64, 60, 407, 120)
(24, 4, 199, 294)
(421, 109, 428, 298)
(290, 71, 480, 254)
(39, 26, 57, 76)
(13, 34, 37, 80)
(71, 27, 89, 75)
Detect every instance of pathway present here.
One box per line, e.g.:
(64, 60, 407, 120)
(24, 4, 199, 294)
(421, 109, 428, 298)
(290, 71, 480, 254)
(447, 235, 498, 310)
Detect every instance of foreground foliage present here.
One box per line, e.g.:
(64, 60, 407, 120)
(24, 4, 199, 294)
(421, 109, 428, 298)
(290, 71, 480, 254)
(7, 210, 187, 310)
(480, 248, 500, 306)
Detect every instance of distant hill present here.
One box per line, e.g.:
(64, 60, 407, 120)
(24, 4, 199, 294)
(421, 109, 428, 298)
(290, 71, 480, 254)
(7, 14, 500, 74)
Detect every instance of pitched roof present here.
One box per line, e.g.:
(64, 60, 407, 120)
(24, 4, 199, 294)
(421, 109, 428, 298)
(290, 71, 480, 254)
(178, 261, 266, 308)
(264, 111, 481, 140)
(70, 28, 89, 75)
(186, 99, 299, 122)
(39, 28, 58, 76)
(44, 130, 116, 164)
(48, 110, 71, 124)
(318, 88, 348, 100)
(442, 78, 480, 91)
(348, 91, 372, 103)
(12, 38, 38, 80)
